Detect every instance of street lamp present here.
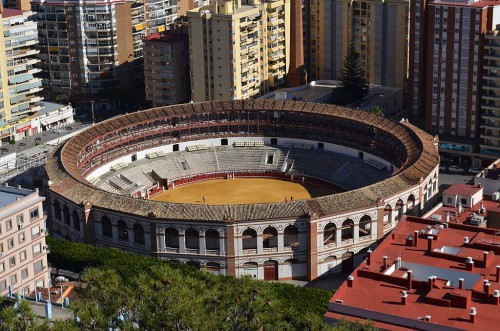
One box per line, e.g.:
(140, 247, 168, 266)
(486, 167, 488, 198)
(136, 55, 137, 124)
(90, 100, 95, 125)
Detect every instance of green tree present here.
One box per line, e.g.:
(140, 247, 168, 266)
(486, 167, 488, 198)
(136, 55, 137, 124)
(370, 106, 384, 116)
(339, 44, 369, 103)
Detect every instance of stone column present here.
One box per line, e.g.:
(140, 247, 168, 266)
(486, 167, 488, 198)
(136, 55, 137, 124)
(219, 235, 225, 255)
(111, 224, 118, 242)
(257, 234, 264, 254)
(354, 224, 359, 242)
(306, 219, 318, 281)
(336, 228, 342, 246)
(179, 232, 186, 254)
(277, 232, 284, 252)
(199, 234, 206, 254)
(226, 224, 236, 276)
(157, 229, 165, 252)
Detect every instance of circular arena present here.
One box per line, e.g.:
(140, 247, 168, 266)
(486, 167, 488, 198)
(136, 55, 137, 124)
(46, 100, 440, 281)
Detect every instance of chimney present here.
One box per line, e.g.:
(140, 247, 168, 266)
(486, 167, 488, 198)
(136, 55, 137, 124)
(395, 257, 402, 270)
(493, 290, 500, 305)
(367, 248, 372, 266)
(464, 237, 470, 245)
(483, 251, 490, 267)
(496, 266, 500, 283)
(466, 257, 474, 271)
(383, 256, 389, 269)
(428, 276, 434, 291)
(446, 212, 450, 222)
(347, 275, 354, 288)
(425, 315, 431, 322)
(484, 281, 491, 297)
(407, 270, 413, 290)
(414, 230, 419, 246)
(470, 307, 477, 324)
(459, 278, 465, 290)
(401, 290, 408, 305)
(427, 236, 433, 252)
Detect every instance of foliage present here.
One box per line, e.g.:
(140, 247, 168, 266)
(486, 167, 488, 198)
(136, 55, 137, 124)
(8, 139, 15, 145)
(370, 106, 384, 116)
(46, 237, 376, 330)
(338, 44, 369, 104)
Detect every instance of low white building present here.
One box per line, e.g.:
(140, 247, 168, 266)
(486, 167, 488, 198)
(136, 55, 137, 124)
(442, 184, 483, 209)
(35, 102, 75, 132)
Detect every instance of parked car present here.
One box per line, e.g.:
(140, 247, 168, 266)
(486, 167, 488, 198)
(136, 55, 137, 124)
(468, 167, 482, 174)
(448, 165, 464, 173)
(439, 165, 447, 171)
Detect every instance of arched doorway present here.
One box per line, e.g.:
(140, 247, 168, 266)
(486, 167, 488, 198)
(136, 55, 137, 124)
(263, 227, 278, 248)
(359, 216, 371, 238)
(407, 195, 416, 215)
(384, 205, 392, 228)
(264, 260, 278, 281)
(242, 262, 258, 278)
(341, 252, 354, 273)
(323, 223, 336, 245)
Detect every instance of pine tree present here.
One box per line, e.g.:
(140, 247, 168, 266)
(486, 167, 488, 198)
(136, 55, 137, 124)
(339, 44, 369, 103)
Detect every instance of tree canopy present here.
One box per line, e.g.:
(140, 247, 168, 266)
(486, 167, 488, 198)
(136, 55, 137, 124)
(336, 44, 369, 105)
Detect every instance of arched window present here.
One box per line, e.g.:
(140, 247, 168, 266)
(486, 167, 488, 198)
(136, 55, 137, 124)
(341, 219, 354, 241)
(205, 262, 221, 275)
(54, 200, 61, 220)
(205, 229, 220, 251)
(117, 220, 128, 241)
(323, 223, 336, 245)
(133, 223, 145, 244)
(186, 260, 200, 270)
(263, 227, 278, 248)
(407, 195, 415, 215)
(101, 216, 112, 237)
(284, 225, 299, 247)
(384, 205, 392, 226)
(63, 205, 70, 226)
(359, 215, 371, 238)
(395, 199, 404, 221)
(165, 227, 179, 248)
(72, 210, 80, 231)
(185, 228, 199, 249)
(242, 228, 257, 250)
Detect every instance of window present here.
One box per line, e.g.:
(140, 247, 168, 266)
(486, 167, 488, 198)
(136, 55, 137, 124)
(7, 238, 14, 249)
(447, 197, 452, 204)
(33, 243, 41, 255)
(461, 198, 467, 205)
(31, 225, 40, 238)
(0, 280, 6, 291)
(20, 250, 26, 261)
(11, 274, 17, 285)
(30, 208, 39, 219)
(0, 262, 4, 273)
(10, 256, 15, 266)
(18, 232, 25, 243)
(6, 220, 12, 230)
(34, 260, 43, 274)
(21, 268, 28, 279)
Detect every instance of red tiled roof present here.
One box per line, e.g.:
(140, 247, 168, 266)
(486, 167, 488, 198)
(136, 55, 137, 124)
(443, 184, 482, 197)
(325, 216, 500, 330)
(1, 8, 23, 18)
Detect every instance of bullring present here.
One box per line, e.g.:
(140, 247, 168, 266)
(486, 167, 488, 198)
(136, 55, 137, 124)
(45, 99, 440, 280)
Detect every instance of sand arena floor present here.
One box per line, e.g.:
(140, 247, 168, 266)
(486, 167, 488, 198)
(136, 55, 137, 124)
(149, 178, 334, 205)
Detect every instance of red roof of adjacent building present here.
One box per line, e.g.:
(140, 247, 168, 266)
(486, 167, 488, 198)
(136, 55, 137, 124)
(443, 184, 482, 197)
(325, 216, 500, 330)
(1, 8, 24, 18)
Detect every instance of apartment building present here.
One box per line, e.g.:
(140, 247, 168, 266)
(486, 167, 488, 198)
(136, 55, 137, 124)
(188, 0, 292, 101)
(306, 0, 410, 89)
(480, 24, 500, 158)
(409, 0, 500, 139)
(0, 7, 44, 141)
(144, 23, 190, 106)
(30, 0, 179, 101)
(0, 185, 49, 297)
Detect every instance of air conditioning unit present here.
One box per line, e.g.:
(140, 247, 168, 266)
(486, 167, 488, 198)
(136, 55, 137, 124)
(493, 192, 500, 201)
(18, 224, 24, 229)
(0, 252, 3, 257)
